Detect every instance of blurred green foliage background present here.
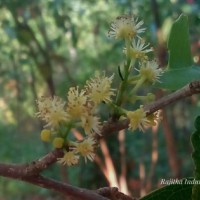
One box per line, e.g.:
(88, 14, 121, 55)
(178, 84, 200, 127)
(0, 0, 200, 199)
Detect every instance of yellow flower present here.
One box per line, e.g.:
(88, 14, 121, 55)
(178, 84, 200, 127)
(75, 137, 96, 162)
(85, 72, 115, 105)
(138, 60, 163, 84)
(124, 39, 152, 60)
(57, 151, 79, 166)
(146, 111, 161, 126)
(67, 87, 87, 119)
(127, 108, 150, 132)
(81, 114, 102, 135)
(108, 14, 145, 40)
(36, 96, 69, 127)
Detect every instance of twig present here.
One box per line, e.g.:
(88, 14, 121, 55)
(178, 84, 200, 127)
(0, 161, 108, 200)
(23, 175, 109, 200)
(98, 81, 200, 138)
(0, 149, 63, 178)
(97, 187, 137, 200)
(144, 81, 200, 115)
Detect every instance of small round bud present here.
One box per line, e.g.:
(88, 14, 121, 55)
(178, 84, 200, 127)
(41, 129, 51, 142)
(53, 137, 64, 148)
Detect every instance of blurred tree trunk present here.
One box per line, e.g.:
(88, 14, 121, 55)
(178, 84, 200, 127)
(162, 110, 181, 177)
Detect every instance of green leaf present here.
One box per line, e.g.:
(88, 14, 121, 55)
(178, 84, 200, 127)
(155, 14, 200, 90)
(168, 14, 192, 69)
(157, 66, 200, 90)
(140, 178, 193, 200)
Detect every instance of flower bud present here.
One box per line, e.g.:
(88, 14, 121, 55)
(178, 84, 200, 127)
(40, 129, 51, 142)
(53, 137, 64, 148)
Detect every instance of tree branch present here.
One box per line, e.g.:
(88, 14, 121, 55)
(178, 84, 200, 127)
(99, 81, 200, 138)
(23, 175, 109, 200)
(145, 81, 200, 114)
(0, 159, 108, 200)
(0, 149, 63, 178)
(97, 187, 137, 200)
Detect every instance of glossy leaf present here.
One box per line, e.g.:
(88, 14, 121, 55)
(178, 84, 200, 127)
(158, 66, 200, 90)
(140, 178, 193, 200)
(156, 14, 200, 90)
(168, 14, 192, 69)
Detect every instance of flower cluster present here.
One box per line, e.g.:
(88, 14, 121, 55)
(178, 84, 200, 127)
(108, 14, 163, 132)
(127, 108, 149, 132)
(36, 13, 163, 168)
(85, 72, 115, 105)
(127, 108, 160, 132)
(137, 60, 164, 84)
(36, 96, 69, 128)
(124, 39, 152, 61)
(58, 137, 96, 165)
(36, 73, 115, 165)
(108, 14, 163, 83)
(108, 14, 145, 40)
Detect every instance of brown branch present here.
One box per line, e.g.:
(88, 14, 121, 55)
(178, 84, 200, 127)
(97, 187, 137, 200)
(23, 175, 109, 200)
(0, 162, 134, 200)
(144, 81, 200, 115)
(0, 159, 108, 200)
(98, 81, 200, 138)
(0, 149, 63, 178)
